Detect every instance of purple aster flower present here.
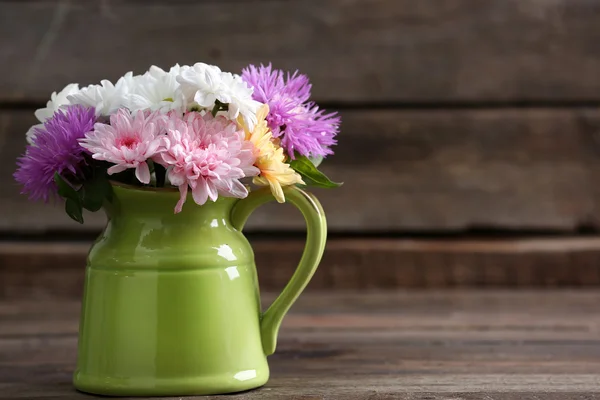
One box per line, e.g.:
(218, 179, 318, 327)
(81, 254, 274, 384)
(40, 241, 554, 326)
(14, 105, 96, 202)
(241, 64, 340, 159)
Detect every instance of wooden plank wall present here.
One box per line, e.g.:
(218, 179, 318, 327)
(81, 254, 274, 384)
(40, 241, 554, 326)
(2, 0, 600, 291)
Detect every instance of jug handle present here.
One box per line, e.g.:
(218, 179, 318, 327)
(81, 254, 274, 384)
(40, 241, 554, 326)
(230, 186, 327, 356)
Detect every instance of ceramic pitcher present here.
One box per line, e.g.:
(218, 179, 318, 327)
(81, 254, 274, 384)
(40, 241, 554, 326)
(73, 183, 326, 396)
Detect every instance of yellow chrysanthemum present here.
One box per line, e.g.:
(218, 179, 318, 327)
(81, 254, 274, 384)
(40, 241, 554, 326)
(238, 105, 304, 202)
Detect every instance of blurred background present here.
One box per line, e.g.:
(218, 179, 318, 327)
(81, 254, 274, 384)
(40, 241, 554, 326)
(2, 0, 600, 297)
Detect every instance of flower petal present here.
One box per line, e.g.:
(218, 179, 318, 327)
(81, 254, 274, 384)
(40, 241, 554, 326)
(135, 162, 151, 184)
(174, 184, 188, 214)
(191, 179, 209, 205)
(107, 164, 127, 175)
(25, 123, 44, 145)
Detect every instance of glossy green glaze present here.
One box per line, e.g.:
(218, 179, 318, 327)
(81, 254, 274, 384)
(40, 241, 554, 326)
(73, 184, 327, 396)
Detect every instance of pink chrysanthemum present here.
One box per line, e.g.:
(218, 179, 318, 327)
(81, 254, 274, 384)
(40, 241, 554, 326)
(79, 109, 166, 184)
(156, 112, 258, 213)
(14, 105, 96, 202)
(241, 64, 340, 159)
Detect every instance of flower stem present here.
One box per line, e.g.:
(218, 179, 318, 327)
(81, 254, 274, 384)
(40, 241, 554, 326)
(211, 100, 229, 117)
(211, 103, 221, 117)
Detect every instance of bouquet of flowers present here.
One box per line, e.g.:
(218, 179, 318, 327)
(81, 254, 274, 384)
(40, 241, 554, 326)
(14, 63, 341, 223)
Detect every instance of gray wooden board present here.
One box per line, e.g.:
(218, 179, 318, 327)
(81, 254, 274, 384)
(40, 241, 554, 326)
(2, 291, 600, 398)
(3, 108, 600, 232)
(5, 238, 600, 298)
(0, 0, 600, 103)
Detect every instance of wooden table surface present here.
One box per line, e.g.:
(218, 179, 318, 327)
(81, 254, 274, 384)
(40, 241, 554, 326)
(2, 290, 600, 399)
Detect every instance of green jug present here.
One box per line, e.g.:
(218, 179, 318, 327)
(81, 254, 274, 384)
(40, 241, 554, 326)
(73, 183, 327, 396)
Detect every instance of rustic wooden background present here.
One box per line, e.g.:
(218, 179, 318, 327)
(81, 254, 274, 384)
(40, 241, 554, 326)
(2, 0, 600, 291)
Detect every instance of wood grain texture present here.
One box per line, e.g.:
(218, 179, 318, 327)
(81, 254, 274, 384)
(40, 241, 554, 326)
(4, 107, 600, 232)
(1, 0, 600, 103)
(4, 237, 600, 299)
(2, 291, 600, 398)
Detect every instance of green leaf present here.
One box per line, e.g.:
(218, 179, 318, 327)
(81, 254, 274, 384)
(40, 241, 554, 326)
(54, 172, 79, 202)
(105, 180, 113, 202)
(65, 198, 84, 224)
(81, 175, 112, 212)
(55, 172, 86, 223)
(289, 155, 343, 189)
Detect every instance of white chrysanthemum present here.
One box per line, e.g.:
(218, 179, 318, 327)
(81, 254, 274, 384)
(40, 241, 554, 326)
(130, 65, 185, 113)
(176, 63, 228, 107)
(117, 71, 143, 93)
(35, 83, 80, 122)
(176, 62, 262, 129)
(68, 72, 140, 117)
(26, 83, 80, 144)
(221, 72, 262, 129)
